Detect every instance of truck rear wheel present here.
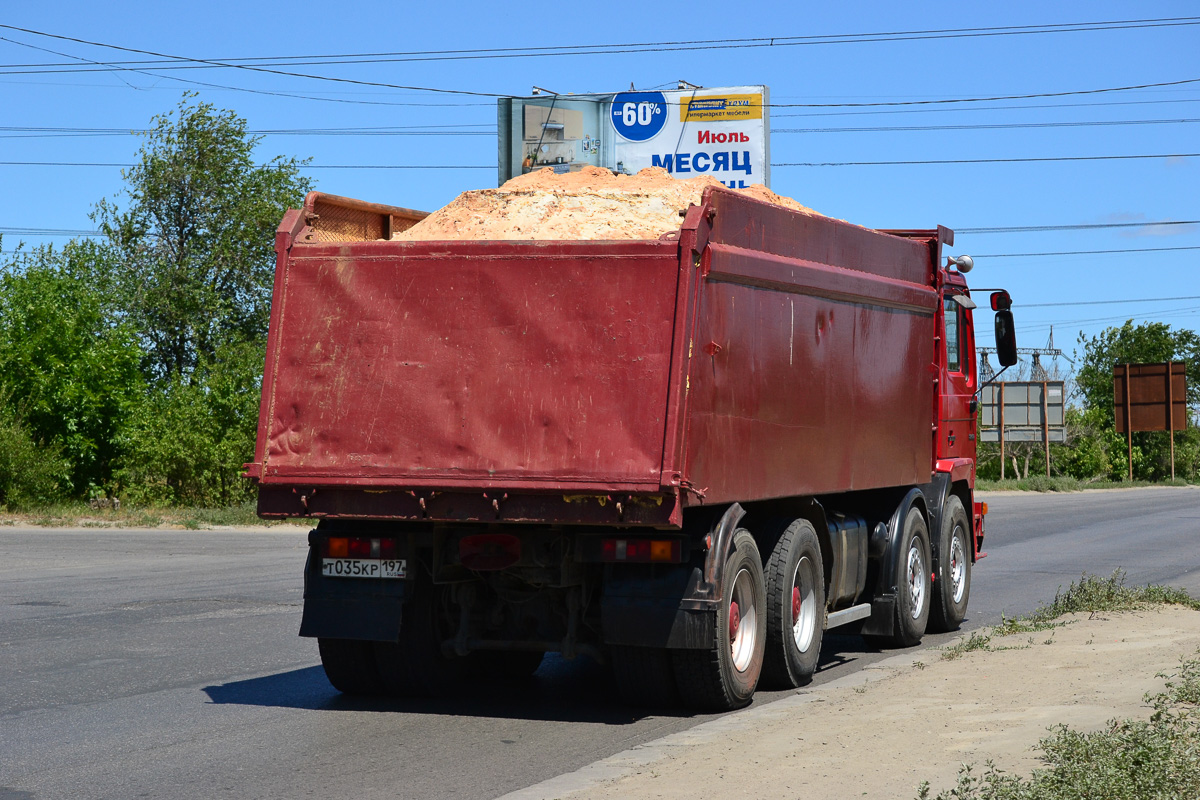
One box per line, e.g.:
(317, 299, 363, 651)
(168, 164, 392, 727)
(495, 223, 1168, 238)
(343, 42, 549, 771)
(869, 507, 932, 648)
(318, 638, 385, 696)
(929, 495, 971, 633)
(672, 529, 765, 710)
(373, 580, 469, 696)
(760, 518, 825, 689)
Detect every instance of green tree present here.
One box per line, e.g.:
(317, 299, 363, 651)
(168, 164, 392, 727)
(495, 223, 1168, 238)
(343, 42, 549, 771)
(115, 340, 264, 506)
(94, 94, 312, 381)
(90, 96, 312, 505)
(1075, 321, 1200, 481)
(0, 241, 144, 493)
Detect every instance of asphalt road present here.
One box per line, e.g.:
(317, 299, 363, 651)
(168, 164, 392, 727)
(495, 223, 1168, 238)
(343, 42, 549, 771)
(1, 487, 1198, 800)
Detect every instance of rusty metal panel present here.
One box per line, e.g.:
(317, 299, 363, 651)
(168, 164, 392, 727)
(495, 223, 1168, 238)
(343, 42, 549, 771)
(256, 485, 680, 526)
(302, 191, 430, 242)
(1113, 362, 1188, 433)
(684, 230, 938, 504)
(707, 188, 937, 286)
(254, 238, 681, 491)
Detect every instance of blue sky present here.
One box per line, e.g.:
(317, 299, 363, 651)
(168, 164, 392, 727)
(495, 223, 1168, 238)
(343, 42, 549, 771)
(1, 1, 1196, 372)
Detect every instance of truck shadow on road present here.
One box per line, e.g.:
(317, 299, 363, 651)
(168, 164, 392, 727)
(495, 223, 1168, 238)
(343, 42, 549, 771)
(202, 638, 888, 723)
(201, 655, 684, 724)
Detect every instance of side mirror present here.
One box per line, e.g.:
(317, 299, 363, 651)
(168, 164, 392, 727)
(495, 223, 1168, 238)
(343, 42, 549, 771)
(990, 290, 1012, 311)
(995, 309, 1017, 367)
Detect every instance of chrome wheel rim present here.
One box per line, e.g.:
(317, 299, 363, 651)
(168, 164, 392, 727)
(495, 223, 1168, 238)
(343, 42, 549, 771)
(949, 527, 967, 605)
(906, 538, 926, 619)
(791, 555, 818, 653)
(729, 568, 757, 672)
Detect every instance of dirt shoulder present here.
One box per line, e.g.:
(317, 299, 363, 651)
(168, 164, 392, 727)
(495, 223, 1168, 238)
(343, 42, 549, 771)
(505, 606, 1200, 800)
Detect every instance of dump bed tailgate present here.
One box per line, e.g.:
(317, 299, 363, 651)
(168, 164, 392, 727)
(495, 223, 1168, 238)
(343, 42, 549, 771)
(252, 238, 683, 492)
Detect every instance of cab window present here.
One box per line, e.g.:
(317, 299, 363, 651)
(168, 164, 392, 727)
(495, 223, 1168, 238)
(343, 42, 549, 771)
(944, 298, 962, 372)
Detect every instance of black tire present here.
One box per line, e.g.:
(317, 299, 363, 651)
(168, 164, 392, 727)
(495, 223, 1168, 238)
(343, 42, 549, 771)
(610, 645, 679, 708)
(373, 579, 469, 697)
(318, 637, 385, 696)
(929, 495, 972, 633)
(672, 529, 766, 711)
(760, 518, 825, 690)
(885, 507, 932, 648)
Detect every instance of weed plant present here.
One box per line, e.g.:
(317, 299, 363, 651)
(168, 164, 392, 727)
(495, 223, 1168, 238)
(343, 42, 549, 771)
(917, 656, 1200, 799)
(923, 572, 1200, 798)
(0, 499, 305, 529)
(940, 571, 1200, 661)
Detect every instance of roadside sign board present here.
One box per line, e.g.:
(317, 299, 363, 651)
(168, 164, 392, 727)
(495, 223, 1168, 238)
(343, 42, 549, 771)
(979, 381, 1066, 443)
(497, 86, 770, 189)
(979, 381, 1065, 479)
(1112, 362, 1188, 433)
(1113, 361, 1188, 480)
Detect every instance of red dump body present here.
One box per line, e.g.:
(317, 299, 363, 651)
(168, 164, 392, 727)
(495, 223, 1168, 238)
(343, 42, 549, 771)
(249, 187, 945, 527)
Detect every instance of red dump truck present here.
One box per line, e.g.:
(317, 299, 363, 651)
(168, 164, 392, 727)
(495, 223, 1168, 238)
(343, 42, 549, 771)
(247, 186, 1017, 710)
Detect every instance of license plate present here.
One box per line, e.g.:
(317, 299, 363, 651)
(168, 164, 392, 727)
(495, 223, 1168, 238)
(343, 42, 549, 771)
(321, 558, 407, 579)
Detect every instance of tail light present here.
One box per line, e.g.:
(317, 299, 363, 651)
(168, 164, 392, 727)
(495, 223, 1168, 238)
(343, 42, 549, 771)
(600, 538, 681, 563)
(320, 537, 399, 559)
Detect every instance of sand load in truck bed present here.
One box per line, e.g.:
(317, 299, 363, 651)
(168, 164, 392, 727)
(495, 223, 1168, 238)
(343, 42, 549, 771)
(392, 166, 820, 241)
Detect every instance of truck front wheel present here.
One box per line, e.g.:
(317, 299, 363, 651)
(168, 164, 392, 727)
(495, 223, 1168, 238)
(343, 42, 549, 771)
(760, 518, 825, 689)
(672, 529, 765, 710)
(929, 495, 971, 633)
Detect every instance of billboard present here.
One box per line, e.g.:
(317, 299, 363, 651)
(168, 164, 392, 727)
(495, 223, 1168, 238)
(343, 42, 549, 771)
(497, 86, 770, 188)
(1112, 362, 1188, 434)
(979, 381, 1066, 443)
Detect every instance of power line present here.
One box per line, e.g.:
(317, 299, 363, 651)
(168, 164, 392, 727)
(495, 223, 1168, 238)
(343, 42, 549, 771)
(2, 21, 1199, 107)
(0, 161, 494, 169)
(3, 16, 1198, 72)
(773, 96, 1200, 119)
(1015, 306, 1200, 331)
(960, 220, 1200, 233)
(0, 34, 497, 109)
(5, 152, 1198, 170)
(0, 126, 495, 139)
(776, 118, 1200, 134)
(1020, 295, 1200, 308)
(777, 153, 1200, 166)
(975, 245, 1200, 258)
(5, 116, 1196, 140)
(768, 78, 1200, 109)
(0, 227, 102, 236)
(0, 24, 507, 98)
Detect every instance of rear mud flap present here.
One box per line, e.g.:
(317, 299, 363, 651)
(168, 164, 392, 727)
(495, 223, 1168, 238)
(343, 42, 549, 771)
(601, 599, 716, 649)
(601, 560, 716, 649)
(298, 550, 408, 642)
(859, 594, 896, 638)
(300, 594, 406, 642)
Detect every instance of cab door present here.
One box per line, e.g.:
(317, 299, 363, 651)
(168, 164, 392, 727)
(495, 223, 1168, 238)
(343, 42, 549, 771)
(938, 294, 977, 462)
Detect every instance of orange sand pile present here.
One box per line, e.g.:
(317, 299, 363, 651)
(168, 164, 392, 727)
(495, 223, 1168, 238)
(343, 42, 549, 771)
(392, 166, 820, 241)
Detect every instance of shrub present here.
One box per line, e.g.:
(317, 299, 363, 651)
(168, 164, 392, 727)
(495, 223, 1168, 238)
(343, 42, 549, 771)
(0, 399, 69, 507)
